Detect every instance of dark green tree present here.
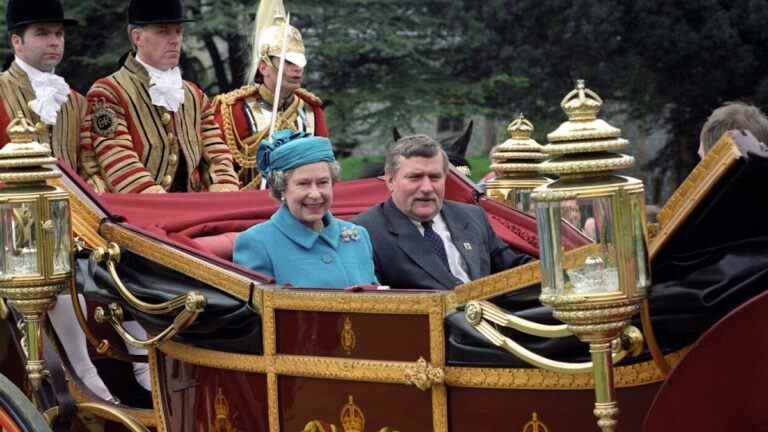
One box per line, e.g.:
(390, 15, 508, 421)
(447, 0, 768, 202)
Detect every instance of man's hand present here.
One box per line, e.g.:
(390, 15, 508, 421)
(209, 184, 239, 192)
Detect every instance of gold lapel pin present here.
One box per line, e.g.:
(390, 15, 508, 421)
(463, 242, 472, 250)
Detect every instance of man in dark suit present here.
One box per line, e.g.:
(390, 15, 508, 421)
(353, 134, 533, 290)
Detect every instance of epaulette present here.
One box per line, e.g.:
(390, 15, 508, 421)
(213, 84, 260, 110)
(295, 88, 323, 107)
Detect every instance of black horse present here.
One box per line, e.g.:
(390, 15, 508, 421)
(357, 121, 474, 179)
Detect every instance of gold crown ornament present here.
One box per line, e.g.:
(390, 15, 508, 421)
(340, 395, 365, 432)
(490, 113, 548, 176)
(540, 80, 634, 178)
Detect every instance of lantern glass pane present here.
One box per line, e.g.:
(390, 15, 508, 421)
(535, 201, 563, 296)
(513, 189, 536, 215)
(561, 197, 620, 295)
(50, 199, 71, 274)
(0, 202, 39, 276)
(631, 193, 650, 295)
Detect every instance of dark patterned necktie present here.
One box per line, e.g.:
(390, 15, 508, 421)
(422, 221, 450, 268)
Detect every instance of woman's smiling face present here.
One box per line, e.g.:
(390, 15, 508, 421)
(284, 162, 333, 230)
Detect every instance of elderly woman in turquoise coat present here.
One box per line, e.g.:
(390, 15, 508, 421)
(233, 130, 379, 288)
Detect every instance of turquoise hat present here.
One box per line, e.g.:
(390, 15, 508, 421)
(257, 130, 335, 178)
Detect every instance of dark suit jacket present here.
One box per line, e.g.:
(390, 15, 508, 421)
(352, 199, 533, 290)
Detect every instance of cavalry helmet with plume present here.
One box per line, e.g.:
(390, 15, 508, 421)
(246, 0, 306, 84)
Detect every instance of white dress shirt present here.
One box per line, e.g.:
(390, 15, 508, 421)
(412, 213, 471, 283)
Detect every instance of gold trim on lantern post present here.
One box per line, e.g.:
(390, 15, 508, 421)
(0, 112, 72, 393)
(530, 81, 650, 432)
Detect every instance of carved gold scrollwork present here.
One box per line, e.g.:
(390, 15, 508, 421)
(521, 412, 549, 432)
(341, 316, 356, 355)
(403, 357, 445, 391)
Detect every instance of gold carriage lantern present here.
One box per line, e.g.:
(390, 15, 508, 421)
(486, 114, 549, 213)
(532, 81, 650, 432)
(0, 112, 72, 391)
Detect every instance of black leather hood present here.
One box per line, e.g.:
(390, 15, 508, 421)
(75, 248, 262, 355)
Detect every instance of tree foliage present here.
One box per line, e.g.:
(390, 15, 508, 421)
(2, 0, 768, 200)
(480, 0, 768, 201)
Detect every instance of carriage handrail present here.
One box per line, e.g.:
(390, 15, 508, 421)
(465, 300, 571, 338)
(94, 292, 205, 349)
(465, 300, 644, 374)
(69, 237, 147, 362)
(89, 242, 207, 349)
(68, 276, 148, 362)
(91, 242, 201, 314)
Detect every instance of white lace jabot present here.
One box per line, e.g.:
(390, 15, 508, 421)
(16, 58, 70, 125)
(136, 56, 184, 112)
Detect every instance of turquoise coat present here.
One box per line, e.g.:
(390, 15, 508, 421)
(233, 205, 379, 288)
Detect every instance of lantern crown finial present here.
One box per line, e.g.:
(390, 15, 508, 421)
(541, 80, 633, 178)
(508, 113, 535, 140)
(491, 113, 547, 175)
(7, 111, 38, 144)
(0, 112, 59, 185)
(561, 80, 603, 122)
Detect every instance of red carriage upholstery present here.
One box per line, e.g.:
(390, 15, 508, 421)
(643, 288, 768, 431)
(69, 165, 547, 272)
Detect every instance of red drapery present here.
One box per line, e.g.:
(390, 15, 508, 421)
(62, 163, 594, 272)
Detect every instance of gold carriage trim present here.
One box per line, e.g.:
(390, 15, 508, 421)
(100, 223, 255, 303)
(651, 132, 742, 258)
(445, 348, 688, 390)
(157, 339, 686, 390)
(266, 288, 444, 315)
(149, 348, 170, 432)
(51, 177, 107, 249)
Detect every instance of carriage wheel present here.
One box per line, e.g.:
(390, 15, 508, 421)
(0, 373, 53, 432)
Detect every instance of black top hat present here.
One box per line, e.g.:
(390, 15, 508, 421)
(6, 0, 78, 30)
(128, 0, 196, 25)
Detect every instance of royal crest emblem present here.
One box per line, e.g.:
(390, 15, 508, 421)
(521, 412, 549, 432)
(341, 316, 356, 355)
(92, 98, 118, 138)
(214, 387, 237, 432)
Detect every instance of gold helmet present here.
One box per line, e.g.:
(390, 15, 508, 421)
(246, 0, 306, 84)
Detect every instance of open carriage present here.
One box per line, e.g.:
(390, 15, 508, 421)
(1, 126, 768, 432)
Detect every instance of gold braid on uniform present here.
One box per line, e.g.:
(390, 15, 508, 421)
(214, 85, 308, 168)
(239, 96, 303, 190)
(294, 88, 323, 106)
(213, 85, 261, 170)
(214, 85, 313, 189)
